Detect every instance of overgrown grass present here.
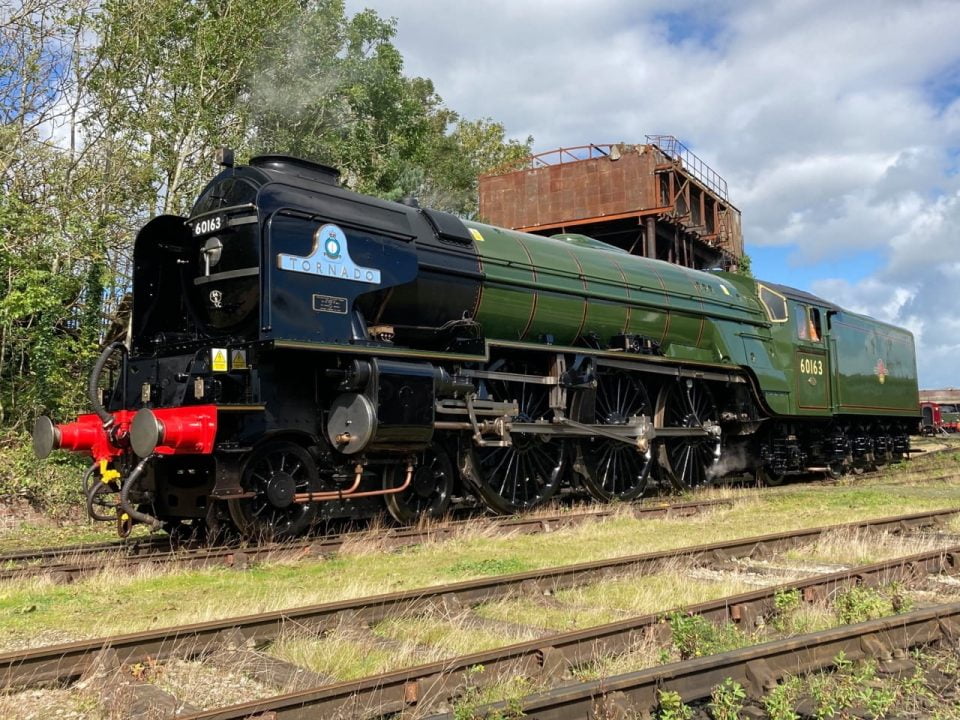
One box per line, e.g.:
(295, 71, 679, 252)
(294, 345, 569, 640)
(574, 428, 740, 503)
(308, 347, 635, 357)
(781, 525, 958, 567)
(270, 630, 399, 681)
(475, 564, 760, 631)
(1, 461, 959, 650)
(373, 612, 542, 655)
(574, 634, 665, 681)
(763, 648, 960, 720)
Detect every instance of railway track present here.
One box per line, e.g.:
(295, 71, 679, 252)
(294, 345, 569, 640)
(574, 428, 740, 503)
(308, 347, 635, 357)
(2, 507, 954, 695)
(171, 515, 960, 719)
(450, 600, 960, 720)
(0, 498, 728, 585)
(5, 447, 957, 585)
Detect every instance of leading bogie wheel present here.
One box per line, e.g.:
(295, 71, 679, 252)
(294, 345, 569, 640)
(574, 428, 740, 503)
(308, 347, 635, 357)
(384, 441, 455, 525)
(757, 466, 788, 486)
(227, 440, 323, 540)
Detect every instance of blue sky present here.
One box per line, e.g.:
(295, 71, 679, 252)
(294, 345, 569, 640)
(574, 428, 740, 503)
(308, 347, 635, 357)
(344, 0, 960, 389)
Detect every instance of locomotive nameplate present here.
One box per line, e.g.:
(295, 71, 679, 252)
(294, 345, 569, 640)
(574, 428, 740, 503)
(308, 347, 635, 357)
(312, 294, 348, 314)
(277, 223, 381, 284)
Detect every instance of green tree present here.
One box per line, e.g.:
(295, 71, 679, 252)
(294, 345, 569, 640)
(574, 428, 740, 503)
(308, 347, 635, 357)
(245, 0, 531, 215)
(1, 0, 531, 434)
(89, 0, 300, 216)
(416, 115, 531, 216)
(0, 0, 112, 426)
(246, 2, 438, 192)
(733, 252, 753, 277)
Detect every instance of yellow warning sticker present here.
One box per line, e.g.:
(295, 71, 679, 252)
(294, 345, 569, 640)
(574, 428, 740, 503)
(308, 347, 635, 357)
(211, 348, 228, 372)
(231, 349, 247, 370)
(469, 227, 484, 243)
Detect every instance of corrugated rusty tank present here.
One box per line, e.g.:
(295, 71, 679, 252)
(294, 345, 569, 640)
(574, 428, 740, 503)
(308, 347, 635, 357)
(478, 139, 744, 271)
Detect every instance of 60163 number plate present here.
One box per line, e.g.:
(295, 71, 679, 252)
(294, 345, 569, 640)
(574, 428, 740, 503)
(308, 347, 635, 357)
(192, 215, 225, 236)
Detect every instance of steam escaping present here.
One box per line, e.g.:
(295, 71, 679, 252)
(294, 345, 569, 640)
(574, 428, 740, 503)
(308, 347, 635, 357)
(707, 443, 755, 481)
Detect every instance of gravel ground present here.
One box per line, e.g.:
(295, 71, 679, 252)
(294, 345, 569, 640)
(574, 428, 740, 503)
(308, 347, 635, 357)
(151, 658, 275, 711)
(0, 628, 81, 653)
(0, 688, 107, 720)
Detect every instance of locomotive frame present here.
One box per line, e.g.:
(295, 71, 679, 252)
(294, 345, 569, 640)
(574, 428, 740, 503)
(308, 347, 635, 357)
(33, 154, 921, 539)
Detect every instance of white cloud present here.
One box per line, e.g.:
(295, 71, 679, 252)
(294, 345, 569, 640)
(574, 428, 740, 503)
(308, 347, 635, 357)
(347, 0, 960, 387)
(811, 189, 960, 387)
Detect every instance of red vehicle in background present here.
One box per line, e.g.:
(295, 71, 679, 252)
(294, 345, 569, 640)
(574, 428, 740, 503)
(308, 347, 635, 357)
(921, 401, 960, 434)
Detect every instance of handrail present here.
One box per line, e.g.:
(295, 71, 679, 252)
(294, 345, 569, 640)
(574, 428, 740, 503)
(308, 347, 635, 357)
(646, 134, 729, 201)
(483, 138, 730, 203)
(481, 144, 616, 176)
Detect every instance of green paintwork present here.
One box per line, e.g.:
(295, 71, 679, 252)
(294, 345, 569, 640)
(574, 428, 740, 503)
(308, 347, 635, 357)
(829, 312, 919, 416)
(460, 220, 919, 420)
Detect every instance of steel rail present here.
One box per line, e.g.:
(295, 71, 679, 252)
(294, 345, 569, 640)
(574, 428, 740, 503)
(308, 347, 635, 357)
(176, 537, 960, 719)
(4, 444, 952, 581)
(0, 535, 171, 565)
(760, 467, 960, 493)
(453, 601, 960, 720)
(1, 507, 954, 691)
(0, 498, 728, 584)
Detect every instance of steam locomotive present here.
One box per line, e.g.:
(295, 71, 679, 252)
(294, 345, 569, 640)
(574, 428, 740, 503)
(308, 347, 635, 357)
(32, 154, 921, 538)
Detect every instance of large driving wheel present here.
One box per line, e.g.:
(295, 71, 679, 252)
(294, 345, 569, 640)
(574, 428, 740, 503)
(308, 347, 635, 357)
(577, 371, 655, 501)
(227, 441, 323, 540)
(384, 442, 455, 525)
(655, 379, 721, 490)
(468, 362, 565, 514)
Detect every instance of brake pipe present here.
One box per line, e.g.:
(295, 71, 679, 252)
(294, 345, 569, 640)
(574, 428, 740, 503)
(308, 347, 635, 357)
(119, 455, 162, 531)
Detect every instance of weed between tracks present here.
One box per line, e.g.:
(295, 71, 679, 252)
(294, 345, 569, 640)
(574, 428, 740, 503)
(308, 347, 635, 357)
(1, 448, 960, 718)
(457, 582, 960, 718)
(667, 647, 960, 720)
(474, 560, 762, 631)
(263, 567, 960, 711)
(3, 458, 960, 650)
(583, 578, 960, 680)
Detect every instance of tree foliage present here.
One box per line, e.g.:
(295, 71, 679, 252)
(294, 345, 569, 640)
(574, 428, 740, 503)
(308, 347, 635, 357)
(243, 0, 530, 212)
(0, 0, 532, 432)
(89, 0, 300, 215)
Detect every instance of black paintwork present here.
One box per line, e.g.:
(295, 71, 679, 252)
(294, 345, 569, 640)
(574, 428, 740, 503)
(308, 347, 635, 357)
(365, 358, 436, 451)
(118, 158, 491, 523)
(133, 158, 483, 352)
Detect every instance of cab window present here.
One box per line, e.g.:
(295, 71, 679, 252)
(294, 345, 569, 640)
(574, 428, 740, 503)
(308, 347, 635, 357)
(758, 285, 788, 322)
(192, 177, 258, 215)
(795, 305, 823, 342)
(795, 303, 809, 340)
(808, 307, 822, 342)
